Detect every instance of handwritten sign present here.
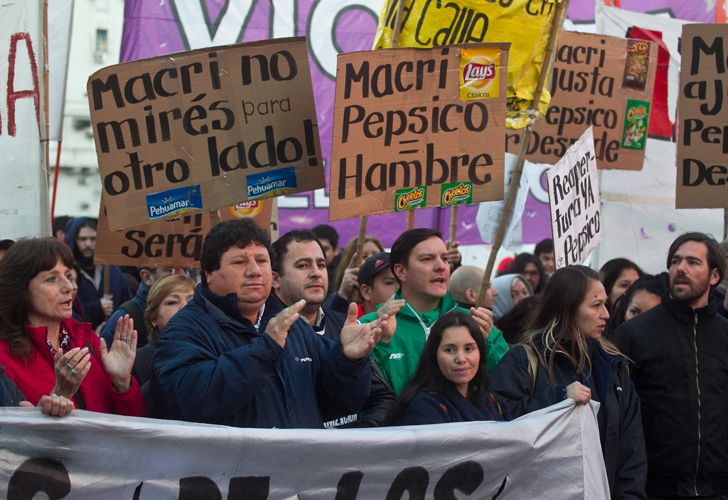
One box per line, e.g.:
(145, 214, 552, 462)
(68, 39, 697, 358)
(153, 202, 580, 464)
(329, 44, 508, 221)
(95, 200, 272, 268)
(547, 128, 601, 267)
(676, 24, 728, 208)
(88, 37, 324, 230)
(507, 32, 657, 170)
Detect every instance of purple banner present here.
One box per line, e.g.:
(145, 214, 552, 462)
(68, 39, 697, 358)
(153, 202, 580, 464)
(568, 0, 716, 22)
(120, 0, 720, 247)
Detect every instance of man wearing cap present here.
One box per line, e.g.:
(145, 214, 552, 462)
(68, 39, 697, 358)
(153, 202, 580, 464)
(357, 252, 398, 318)
(360, 228, 510, 395)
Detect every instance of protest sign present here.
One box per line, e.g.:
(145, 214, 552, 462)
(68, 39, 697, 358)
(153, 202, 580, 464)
(507, 32, 657, 170)
(0, 400, 609, 499)
(329, 44, 508, 221)
(373, 0, 559, 129)
(547, 127, 601, 268)
(87, 37, 324, 231)
(95, 200, 272, 268)
(676, 24, 728, 208)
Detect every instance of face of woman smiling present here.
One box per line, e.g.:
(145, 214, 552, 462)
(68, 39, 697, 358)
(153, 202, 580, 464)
(436, 326, 480, 397)
(27, 260, 75, 326)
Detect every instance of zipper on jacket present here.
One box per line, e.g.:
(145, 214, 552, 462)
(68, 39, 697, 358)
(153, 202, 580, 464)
(691, 312, 701, 497)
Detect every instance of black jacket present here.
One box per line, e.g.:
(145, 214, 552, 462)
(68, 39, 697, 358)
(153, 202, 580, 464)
(615, 295, 728, 497)
(393, 386, 503, 426)
(490, 342, 647, 500)
(288, 292, 395, 428)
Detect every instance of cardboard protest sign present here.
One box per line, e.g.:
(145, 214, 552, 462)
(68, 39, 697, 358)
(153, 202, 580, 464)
(676, 24, 728, 208)
(329, 44, 508, 221)
(547, 127, 601, 268)
(373, 0, 558, 129)
(507, 32, 657, 170)
(87, 37, 324, 231)
(95, 200, 272, 268)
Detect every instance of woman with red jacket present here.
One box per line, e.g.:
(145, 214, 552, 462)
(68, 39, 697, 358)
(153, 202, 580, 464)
(0, 237, 144, 416)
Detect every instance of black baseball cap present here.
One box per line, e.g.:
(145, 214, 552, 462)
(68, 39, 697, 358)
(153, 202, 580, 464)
(358, 252, 391, 286)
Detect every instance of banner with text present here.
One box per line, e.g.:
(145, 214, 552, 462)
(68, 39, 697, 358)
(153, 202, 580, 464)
(329, 44, 508, 221)
(676, 24, 728, 208)
(507, 32, 657, 170)
(373, 0, 559, 129)
(94, 200, 272, 268)
(0, 0, 49, 239)
(88, 37, 324, 230)
(548, 127, 601, 267)
(0, 400, 609, 499)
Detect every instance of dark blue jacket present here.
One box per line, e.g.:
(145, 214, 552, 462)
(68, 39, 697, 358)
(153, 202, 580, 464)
(152, 285, 371, 428)
(319, 293, 349, 341)
(65, 217, 132, 329)
(394, 387, 503, 426)
(100, 282, 149, 347)
(490, 342, 647, 500)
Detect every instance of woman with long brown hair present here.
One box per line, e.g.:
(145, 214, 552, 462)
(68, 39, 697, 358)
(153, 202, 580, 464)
(0, 238, 144, 415)
(386, 310, 503, 425)
(490, 265, 646, 499)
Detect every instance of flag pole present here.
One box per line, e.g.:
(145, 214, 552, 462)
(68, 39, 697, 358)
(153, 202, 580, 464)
(476, 0, 571, 307)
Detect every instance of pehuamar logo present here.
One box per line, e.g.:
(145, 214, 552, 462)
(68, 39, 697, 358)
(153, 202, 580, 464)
(395, 186, 426, 212)
(440, 182, 473, 206)
(146, 185, 203, 220)
(246, 167, 298, 200)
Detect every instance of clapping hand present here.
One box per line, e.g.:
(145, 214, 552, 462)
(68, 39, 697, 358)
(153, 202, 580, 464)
(341, 303, 387, 360)
(265, 299, 306, 349)
(52, 347, 91, 399)
(100, 314, 137, 393)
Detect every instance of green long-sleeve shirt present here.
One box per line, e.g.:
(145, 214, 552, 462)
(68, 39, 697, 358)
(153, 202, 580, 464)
(360, 290, 510, 395)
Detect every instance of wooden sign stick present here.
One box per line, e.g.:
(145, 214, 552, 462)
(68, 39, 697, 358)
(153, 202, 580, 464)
(476, 0, 571, 307)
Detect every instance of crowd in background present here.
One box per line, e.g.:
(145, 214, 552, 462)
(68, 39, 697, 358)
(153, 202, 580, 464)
(1, 216, 727, 499)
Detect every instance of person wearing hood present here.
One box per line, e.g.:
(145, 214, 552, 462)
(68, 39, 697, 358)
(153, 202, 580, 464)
(64, 217, 131, 329)
(491, 274, 533, 321)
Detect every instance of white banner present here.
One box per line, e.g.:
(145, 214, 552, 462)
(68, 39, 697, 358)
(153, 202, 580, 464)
(548, 128, 601, 268)
(0, 0, 50, 239)
(0, 400, 609, 499)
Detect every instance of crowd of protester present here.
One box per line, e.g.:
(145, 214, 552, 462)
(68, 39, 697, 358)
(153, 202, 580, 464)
(1, 216, 728, 499)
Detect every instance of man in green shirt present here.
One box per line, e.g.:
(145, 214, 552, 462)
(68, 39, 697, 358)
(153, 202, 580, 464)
(360, 229, 509, 395)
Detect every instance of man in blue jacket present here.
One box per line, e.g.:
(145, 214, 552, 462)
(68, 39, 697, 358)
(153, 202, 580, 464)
(152, 219, 386, 428)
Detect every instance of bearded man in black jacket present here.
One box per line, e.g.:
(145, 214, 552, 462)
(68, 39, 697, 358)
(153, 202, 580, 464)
(615, 232, 728, 499)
